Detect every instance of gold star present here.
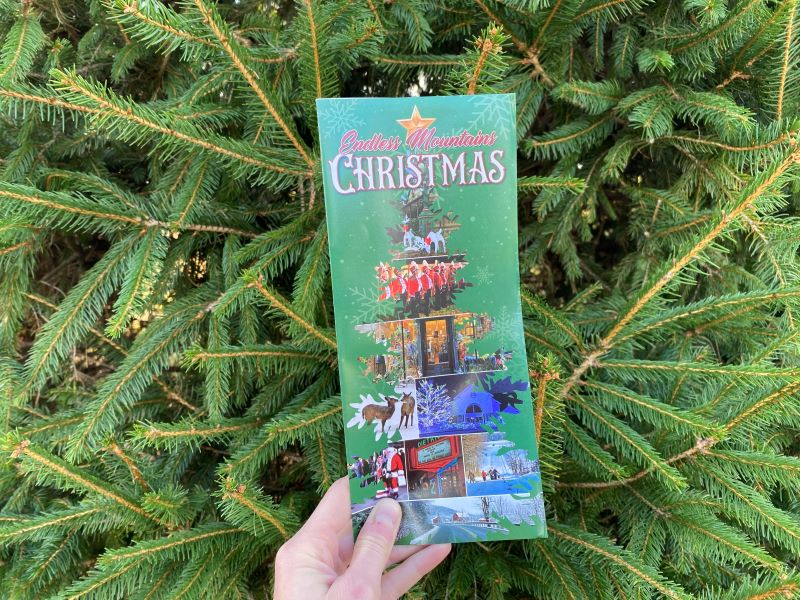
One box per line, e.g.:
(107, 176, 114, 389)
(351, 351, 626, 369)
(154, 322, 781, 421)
(396, 106, 435, 138)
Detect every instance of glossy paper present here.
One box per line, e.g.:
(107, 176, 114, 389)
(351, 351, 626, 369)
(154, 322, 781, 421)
(317, 94, 546, 544)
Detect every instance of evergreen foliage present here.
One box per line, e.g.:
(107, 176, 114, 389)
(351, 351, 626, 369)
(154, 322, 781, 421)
(0, 0, 799, 598)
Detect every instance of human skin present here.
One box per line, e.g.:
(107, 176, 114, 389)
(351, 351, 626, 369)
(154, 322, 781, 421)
(273, 477, 451, 599)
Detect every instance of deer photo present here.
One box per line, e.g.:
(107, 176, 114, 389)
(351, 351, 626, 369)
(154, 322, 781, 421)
(362, 396, 398, 433)
(399, 392, 415, 428)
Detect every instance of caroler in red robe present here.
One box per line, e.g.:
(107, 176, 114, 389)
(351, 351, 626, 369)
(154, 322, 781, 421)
(376, 263, 407, 301)
(406, 262, 422, 299)
(419, 261, 434, 295)
(431, 262, 443, 291)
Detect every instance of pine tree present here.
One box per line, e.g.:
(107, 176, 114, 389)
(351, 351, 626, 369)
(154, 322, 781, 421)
(0, 1, 799, 598)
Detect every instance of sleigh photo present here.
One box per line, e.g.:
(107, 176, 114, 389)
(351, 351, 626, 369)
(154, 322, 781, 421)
(384, 185, 461, 261)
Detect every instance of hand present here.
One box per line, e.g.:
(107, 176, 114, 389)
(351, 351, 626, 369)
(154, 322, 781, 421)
(274, 477, 451, 599)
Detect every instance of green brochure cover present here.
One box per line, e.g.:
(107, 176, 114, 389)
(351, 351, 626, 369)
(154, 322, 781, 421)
(316, 94, 546, 544)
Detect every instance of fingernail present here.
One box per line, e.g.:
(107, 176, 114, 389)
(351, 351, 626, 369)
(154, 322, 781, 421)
(371, 499, 401, 527)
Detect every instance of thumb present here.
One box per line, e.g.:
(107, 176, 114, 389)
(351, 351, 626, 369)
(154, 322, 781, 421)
(335, 499, 402, 598)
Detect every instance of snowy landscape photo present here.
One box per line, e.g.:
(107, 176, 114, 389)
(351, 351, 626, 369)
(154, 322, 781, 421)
(396, 493, 547, 544)
(462, 433, 541, 496)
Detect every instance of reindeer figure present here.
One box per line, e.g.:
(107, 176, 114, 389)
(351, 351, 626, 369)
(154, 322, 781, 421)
(362, 396, 398, 433)
(399, 392, 415, 428)
(425, 229, 446, 254)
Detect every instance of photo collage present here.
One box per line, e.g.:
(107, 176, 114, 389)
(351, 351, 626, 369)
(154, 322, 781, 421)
(346, 180, 544, 543)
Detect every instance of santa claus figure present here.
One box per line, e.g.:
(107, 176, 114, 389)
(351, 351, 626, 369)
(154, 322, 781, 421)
(377, 446, 405, 500)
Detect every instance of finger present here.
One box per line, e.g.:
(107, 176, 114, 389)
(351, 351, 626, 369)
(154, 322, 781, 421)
(339, 515, 420, 574)
(388, 544, 424, 565)
(380, 543, 451, 600)
(338, 499, 402, 594)
(295, 476, 351, 540)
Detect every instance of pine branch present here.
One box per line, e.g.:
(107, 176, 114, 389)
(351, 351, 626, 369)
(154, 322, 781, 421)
(562, 418, 630, 482)
(670, 0, 767, 56)
(110, 0, 218, 56)
(557, 438, 716, 489)
(55, 557, 147, 600)
(721, 379, 800, 434)
(218, 478, 298, 541)
(547, 523, 689, 600)
(611, 288, 800, 345)
(57, 525, 246, 599)
(25, 291, 197, 412)
(223, 396, 341, 479)
(719, 576, 800, 600)
(201, 313, 231, 421)
(573, 396, 688, 490)
(291, 221, 329, 321)
(0, 12, 47, 84)
(598, 360, 800, 380)
(525, 115, 615, 160)
(532, 541, 587, 599)
(191, 0, 314, 168)
(560, 146, 800, 400)
(583, 380, 720, 436)
(302, 0, 323, 99)
(521, 289, 585, 351)
(0, 506, 103, 545)
(49, 70, 312, 185)
(773, 0, 798, 120)
(66, 288, 216, 460)
(16, 529, 81, 598)
(724, 0, 797, 83)
(140, 484, 195, 529)
(98, 523, 243, 565)
(2, 436, 160, 525)
(186, 343, 332, 373)
(106, 227, 169, 338)
(667, 511, 782, 571)
(0, 181, 143, 232)
(704, 449, 800, 495)
(693, 461, 800, 555)
(130, 417, 261, 452)
(529, 0, 575, 54)
(247, 275, 336, 350)
(18, 234, 141, 398)
(517, 175, 587, 194)
(105, 441, 150, 491)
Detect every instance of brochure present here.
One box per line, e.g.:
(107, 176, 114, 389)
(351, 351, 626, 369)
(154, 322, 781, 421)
(317, 94, 546, 544)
